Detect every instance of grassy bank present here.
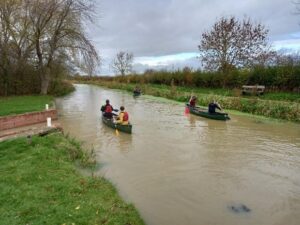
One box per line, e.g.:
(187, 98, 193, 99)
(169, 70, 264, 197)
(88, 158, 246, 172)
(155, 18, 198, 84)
(0, 133, 144, 225)
(77, 80, 300, 122)
(74, 75, 300, 102)
(0, 95, 54, 117)
(139, 84, 300, 103)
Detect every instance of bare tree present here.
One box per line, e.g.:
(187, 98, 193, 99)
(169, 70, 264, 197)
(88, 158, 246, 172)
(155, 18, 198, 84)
(111, 51, 134, 76)
(0, 0, 100, 95)
(0, 0, 33, 95)
(198, 16, 271, 77)
(0, 1, 13, 95)
(26, 0, 99, 94)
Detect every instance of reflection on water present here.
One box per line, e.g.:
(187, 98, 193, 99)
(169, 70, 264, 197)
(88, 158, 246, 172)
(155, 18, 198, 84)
(56, 84, 300, 225)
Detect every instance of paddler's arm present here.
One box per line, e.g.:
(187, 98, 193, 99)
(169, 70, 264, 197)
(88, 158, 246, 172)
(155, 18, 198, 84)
(115, 112, 124, 124)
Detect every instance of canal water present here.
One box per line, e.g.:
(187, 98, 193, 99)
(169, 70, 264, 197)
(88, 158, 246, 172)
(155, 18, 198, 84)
(55, 84, 300, 225)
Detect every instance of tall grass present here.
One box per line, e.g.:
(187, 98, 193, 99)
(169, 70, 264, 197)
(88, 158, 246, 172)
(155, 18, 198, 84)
(79, 80, 300, 122)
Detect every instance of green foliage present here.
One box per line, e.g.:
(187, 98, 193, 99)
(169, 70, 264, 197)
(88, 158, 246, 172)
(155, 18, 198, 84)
(0, 133, 144, 225)
(75, 64, 300, 91)
(0, 95, 53, 116)
(0, 64, 41, 96)
(261, 92, 300, 102)
(48, 80, 75, 97)
(80, 80, 300, 122)
(0, 64, 75, 96)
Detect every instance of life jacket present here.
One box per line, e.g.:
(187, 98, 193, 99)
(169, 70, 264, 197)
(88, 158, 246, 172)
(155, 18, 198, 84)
(123, 111, 129, 121)
(189, 99, 196, 107)
(105, 104, 113, 113)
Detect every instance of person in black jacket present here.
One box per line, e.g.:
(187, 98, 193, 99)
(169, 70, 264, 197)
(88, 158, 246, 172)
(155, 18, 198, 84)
(208, 100, 222, 114)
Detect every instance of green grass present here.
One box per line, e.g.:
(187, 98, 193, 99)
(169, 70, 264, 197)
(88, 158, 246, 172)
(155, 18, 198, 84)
(150, 84, 233, 96)
(148, 84, 300, 102)
(0, 95, 53, 116)
(0, 133, 144, 225)
(78, 80, 300, 122)
(261, 92, 300, 102)
(76, 77, 299, 102)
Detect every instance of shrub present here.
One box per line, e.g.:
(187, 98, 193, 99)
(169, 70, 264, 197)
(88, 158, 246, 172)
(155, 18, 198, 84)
(48, 80, 75, 96)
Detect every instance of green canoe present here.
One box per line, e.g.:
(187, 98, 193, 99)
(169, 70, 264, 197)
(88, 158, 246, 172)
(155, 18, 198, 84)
(133, 91, 141, 97)
(186, 104, 230, 121)
(102, 114, 132, 134)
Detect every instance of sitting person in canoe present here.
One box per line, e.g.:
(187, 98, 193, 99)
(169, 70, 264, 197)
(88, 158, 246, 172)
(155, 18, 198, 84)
(189, 96, 197, 108)
(101, 99, 114, 119)
(115, 106, 129, 125)
(208, 100, 222, 114)
(133, 86, 141, 95)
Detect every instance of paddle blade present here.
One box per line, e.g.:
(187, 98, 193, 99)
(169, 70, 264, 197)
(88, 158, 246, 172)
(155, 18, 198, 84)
(115, 129, 119, 136)
(184, 107, 190, 115)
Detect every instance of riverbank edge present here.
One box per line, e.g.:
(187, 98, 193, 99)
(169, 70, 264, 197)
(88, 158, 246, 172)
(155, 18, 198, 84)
(0, 131, 145, 224)
(0, 97, 145, 224)
(0, 109, 58, 131)
(74, 81, 300, 123)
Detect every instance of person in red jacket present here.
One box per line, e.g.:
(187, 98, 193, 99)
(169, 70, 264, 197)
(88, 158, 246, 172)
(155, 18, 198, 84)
(101, 99, 114, 119)
(189, 96, 197, 108)
(116, 106, 129, 125)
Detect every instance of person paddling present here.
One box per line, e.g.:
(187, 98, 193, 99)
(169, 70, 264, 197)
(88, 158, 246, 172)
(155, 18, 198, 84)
(189, 96, 197, 108)
(115, 106, 129, 125)
(101, 99, 114, 119)
(208, 100, 222, 114)
(133, 86, 141, 94)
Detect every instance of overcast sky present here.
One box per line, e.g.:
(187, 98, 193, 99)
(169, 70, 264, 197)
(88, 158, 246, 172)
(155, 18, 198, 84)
(88, 0, 300, 75)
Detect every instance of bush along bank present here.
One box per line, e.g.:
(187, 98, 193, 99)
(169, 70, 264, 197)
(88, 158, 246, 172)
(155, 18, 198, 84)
(0, 133, 144, 225)
(77, 80, 300, 122)
(73, 65, 300, 92)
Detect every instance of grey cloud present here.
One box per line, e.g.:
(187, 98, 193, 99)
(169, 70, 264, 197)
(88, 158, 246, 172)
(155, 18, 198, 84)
(89, 0, 299, 74)
(133, 57, 200, 74)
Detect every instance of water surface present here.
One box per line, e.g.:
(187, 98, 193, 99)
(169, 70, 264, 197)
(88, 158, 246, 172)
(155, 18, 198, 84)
(56, 84, 300, 225)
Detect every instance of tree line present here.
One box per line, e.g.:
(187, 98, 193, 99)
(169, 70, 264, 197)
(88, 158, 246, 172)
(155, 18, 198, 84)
(0, 0, 99, 96)
(76, 62, 300, 92)
(110, 16, 300, 91)
(1, 1, 299, 95)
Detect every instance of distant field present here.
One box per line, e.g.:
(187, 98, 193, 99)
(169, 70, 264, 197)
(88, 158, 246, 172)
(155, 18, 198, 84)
(0, 95, 53, 116)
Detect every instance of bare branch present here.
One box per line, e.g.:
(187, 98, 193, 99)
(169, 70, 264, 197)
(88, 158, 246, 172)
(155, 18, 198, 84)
(111, 51, 134, 76)
(198, 16, 272, 77)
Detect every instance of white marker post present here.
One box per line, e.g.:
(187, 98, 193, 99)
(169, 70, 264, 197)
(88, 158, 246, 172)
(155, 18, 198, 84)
(47, 117, 52, 127)
(45, 104, 49, 110)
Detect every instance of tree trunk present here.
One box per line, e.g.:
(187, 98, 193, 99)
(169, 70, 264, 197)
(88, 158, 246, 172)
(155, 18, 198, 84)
(1, 65, 9, 96)
(40, 68, 50, 95)
(3, 69, 8, 96)
(4, 80, 8, 96)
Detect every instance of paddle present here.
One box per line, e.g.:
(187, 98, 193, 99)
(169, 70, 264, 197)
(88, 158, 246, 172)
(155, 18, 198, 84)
(112, 114, 120, 136)
(115, 125, 119, 136)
